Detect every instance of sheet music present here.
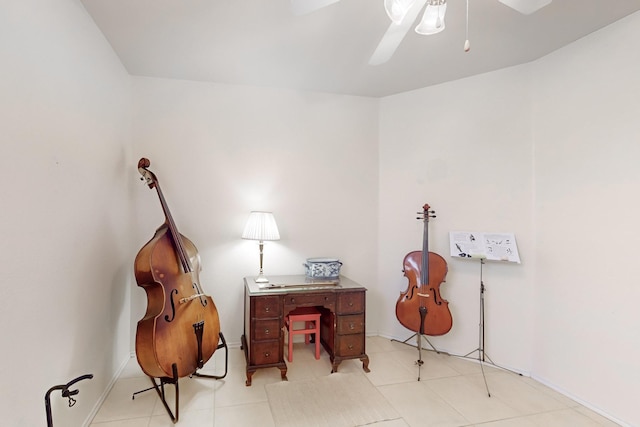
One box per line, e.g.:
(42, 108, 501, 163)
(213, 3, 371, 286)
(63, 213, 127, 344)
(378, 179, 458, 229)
(449, 231, 521, 263)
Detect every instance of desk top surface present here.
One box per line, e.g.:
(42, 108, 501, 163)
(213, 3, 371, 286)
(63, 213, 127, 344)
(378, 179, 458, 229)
(244, 275, 365, 296)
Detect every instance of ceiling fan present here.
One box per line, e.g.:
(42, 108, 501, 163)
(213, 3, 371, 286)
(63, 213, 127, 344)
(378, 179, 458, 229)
(290, 0, 552, 65)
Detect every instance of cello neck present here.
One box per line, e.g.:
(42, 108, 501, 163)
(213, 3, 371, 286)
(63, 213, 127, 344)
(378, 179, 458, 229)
(420, 203, 434, 285)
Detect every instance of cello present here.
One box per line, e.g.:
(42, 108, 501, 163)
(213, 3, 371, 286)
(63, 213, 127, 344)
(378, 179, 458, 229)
(134, 158, 220, 380)
(395, 203, 452, 336)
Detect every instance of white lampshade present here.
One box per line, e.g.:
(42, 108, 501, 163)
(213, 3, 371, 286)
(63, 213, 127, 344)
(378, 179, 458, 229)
(415, 1, 447, 35)
(384, 0, 417, 24)
(242, 211, 280, 242)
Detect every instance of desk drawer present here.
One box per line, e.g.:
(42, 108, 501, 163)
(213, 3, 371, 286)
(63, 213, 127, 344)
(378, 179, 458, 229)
(252, 296, 281, 319)
(336, 334, 364, 357)
(336, 291, 364, 314)
(253, 319, 281, 341)
(251, 341, 280, 365)
(284, 293, 334, 309)
(336, 314, 364, 335)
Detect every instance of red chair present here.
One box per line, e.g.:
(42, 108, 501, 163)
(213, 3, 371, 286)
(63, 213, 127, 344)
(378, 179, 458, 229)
(285, 306, 321, 362)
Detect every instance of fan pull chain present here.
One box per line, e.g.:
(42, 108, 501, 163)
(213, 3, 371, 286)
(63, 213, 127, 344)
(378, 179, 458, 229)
(464, 0, 471, 52)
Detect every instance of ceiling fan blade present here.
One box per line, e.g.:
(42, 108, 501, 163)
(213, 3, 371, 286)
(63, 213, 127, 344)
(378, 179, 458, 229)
(498, 0, 552, 15)
(290, 0, 342, 15)
(369, 0, 427, 65)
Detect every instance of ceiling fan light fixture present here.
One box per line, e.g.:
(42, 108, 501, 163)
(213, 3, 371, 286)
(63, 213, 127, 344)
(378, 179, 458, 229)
(415, 0, 447, 35)
(384, 0, 417, 24)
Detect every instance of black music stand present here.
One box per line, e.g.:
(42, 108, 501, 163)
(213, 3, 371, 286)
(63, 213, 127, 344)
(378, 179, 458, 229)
(459, 257, 523, 397)
(460, 257, 493, 396)
(450, 230, 522, 395)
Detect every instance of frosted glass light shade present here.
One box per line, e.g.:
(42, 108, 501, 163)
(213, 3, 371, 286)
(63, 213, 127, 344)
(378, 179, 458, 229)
(242, 211, 280, 241)
(415, 1, 447, 35)
(384, 0, 417, 24)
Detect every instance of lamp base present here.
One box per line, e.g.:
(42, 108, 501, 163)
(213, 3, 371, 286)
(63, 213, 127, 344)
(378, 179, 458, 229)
(254, 274, 269, 283)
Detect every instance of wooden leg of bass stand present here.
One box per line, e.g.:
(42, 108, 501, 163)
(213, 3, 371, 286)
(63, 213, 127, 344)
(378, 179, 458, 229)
(132, 363, 180, 423)
(193, 332, 229, 380)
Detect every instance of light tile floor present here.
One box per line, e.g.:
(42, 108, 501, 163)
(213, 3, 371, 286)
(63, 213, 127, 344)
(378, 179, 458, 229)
(90, 336, 620, 426)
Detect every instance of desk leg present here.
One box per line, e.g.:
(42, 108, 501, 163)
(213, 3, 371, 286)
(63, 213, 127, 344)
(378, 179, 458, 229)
(279, 366, 288, 381)
(361, 355, 370, 373)
(245, 370, 255, 387)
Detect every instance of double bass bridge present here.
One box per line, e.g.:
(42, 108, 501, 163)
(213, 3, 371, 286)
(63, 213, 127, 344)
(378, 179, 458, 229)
(180, 292, 206, 304)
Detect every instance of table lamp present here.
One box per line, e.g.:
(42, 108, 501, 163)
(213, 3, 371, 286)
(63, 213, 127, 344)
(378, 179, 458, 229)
(242, 211, 280, 283)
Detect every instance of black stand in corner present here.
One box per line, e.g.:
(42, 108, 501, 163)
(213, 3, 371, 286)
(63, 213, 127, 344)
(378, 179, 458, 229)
(45, 374, 93, 427)
(132, 332, 228, 423)
(459, 259, 521, 397)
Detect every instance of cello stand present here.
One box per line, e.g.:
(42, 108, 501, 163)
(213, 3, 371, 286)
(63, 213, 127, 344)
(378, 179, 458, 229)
(392, 333, 443, 354)
(393, 332, 446, 380)
(132, 332, 229, 423)
(394, 307, 450, 381)
(459, 259, 521, 397)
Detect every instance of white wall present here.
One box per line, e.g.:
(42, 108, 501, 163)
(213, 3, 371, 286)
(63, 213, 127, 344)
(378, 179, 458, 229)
(0, 1, 133, 426)
(130, 77, 379, 349)
(378, 11, 640, 427)
(531, 11, 640, 427)
(378, 66, 535, 371)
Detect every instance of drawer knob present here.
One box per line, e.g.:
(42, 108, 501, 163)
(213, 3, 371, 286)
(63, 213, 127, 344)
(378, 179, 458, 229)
(264, 328, 270, 335)
(348, 302, 354, 307)
(348, 344, 354, 350)
(264, 352, 270, 358)
(290, 298, 295, 303)
(349, 323, 355, 330)
(265, 307, 270, 312)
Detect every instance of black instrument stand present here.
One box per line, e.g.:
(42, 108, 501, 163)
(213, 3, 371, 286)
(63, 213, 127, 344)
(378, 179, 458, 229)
(460, 259, 521, 397)
(45, 374, 93, 427)
(132, 332, 228, 423)
(392, 332, 442, 354)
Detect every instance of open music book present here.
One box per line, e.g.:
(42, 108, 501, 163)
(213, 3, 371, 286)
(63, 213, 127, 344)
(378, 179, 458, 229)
(449, 231, 521, 263)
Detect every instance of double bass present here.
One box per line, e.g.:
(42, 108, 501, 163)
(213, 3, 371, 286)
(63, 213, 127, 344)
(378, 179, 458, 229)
(395, 203, 452, 336)
(134, 158, 220, 379)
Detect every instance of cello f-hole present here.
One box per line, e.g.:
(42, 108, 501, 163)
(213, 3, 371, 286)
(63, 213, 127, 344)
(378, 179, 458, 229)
(429, 288, 442, 305)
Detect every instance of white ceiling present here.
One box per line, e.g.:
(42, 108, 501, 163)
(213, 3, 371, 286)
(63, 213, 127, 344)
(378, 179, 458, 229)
(81, 0, 640, 97)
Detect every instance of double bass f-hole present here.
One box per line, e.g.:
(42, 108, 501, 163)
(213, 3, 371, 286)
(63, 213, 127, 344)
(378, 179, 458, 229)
(165, 289, 179, 323)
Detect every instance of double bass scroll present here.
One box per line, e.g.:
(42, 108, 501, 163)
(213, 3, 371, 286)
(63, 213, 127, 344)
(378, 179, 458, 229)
(395, 203, 453, 336)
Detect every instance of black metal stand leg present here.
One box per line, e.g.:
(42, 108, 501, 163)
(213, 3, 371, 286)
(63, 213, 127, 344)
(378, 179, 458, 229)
(392, 333, 448, 355)
(193, 332, 229, 380)
(132, 363, 180, 423)
(132, 332, 230, 423)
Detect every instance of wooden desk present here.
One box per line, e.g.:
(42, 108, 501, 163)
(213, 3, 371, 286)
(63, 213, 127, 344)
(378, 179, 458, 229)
(241, 275, 369, 386)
